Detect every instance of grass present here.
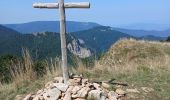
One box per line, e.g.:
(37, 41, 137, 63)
(1, 39, 170, 100)
(0, 49, 62, 100)
(79, 65, 170, 100)
(82, 39, 170, 100)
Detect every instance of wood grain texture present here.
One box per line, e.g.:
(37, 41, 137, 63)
(33, 2, 90, 9)
(59, 0, 69, 84)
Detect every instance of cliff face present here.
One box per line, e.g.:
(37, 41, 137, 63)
(67, 38, 92, 58)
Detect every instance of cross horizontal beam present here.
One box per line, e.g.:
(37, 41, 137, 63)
(33, 2, 90, 9)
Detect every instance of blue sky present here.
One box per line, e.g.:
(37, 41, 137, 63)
(0, 0, 170, 28)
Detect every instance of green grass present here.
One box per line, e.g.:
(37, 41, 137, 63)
(82, 66, 170, 100)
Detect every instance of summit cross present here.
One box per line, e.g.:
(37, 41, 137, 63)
(33, 0, 90, 84)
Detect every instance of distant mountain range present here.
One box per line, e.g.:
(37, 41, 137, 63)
(139, 35, 166, 41)
(112, 27, 170, 37)
(3, 21, 170, 38)
(119, 23, 170, 31)
(3, 21, 100, 33)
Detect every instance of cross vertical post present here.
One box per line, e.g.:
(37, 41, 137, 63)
(33, 0, 90, 84)
(59, 0, 69, 84)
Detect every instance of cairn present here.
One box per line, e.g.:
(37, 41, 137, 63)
(24, 74, 126, 100)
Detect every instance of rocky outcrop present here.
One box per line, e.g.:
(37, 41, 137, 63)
(67, 38, 92, 58)
(24, 75, 126, 100)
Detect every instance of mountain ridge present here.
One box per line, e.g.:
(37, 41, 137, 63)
(3, 21, 170, 37)
(71, 26, 134, 54)
(112, 27, 170, 37)
(4, 21, 101, 34)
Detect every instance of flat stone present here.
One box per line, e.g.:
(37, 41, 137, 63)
(77, 87, 90, 98)
(88, 90, 103, 100)
(72, 86, 81, 94)
(42, 92, 49, 100)
(82, 79, 88, 84)
(68, 79, 78, 86)
(101, 95, 106, 100)
(75, 98, 86, 100)
(126, 88, 140, 93)
(66, 86, 74, 93)
(115, 89, 126, 95)
(32, 96, 39, 100)
(63, 92, 71, 100)
(36, 89, 43, 95)
(34, 95, 44, 100)
(74, 77, 82, 84)
(72, 74, 82, 78)
(93, 83, 100, 89)
(53, 83, 69, 92)
(23, 94, 33, 100)
(108, 91, 118, 100)
(44, 88, 61, 100)
(71, 94, 78, 98)
(102, 82, 111, 89)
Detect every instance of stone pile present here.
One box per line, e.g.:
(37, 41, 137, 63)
(24, 75, 126, 100)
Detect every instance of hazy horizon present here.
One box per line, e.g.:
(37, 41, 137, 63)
(0, 0, 170, 30)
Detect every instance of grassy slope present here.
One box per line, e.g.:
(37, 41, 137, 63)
(83, 39, 170, 100)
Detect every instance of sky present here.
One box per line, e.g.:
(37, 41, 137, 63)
(0, 0, 170, 28)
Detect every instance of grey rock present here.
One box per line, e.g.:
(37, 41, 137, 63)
(88, 90, 102, 100)
(67, 39, 92, 58)
(45, 88, 61, 100)
(53, 83, 69, 92)
(77, 87, 90, 98)
(108, 91, 118, 100)
(63, 92, 71, 100)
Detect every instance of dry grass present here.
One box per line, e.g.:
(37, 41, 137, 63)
(82, 39, 170, 100)
(0, 49, 62, 100)
(98, 38, 170, 73)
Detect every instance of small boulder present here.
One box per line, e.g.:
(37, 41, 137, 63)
(71, 86, 81, 94)
(53, 83, 69, 92)
(115, 88, 126, 95)
(23, 94, 33, 100)
(36, 89, 43, 95)
(82, 79, 88, 84)
(93, 83, 100, 89)
(102, 82, 111, 89)
(75, 98, 86, 100)
(68, 79, 78, 86)
(66, 86, 74, 93)
(44, 88, 61, 100)
(126, 88, 140, 93)
(108, 91, 119, 100)
(77, 87, 90, 98)
(63, 92, 71, 100)
(74, 77, 82, 84)
(88, 90, 102, 100)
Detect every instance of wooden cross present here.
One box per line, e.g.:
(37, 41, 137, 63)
(33, 0, 90, 84)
